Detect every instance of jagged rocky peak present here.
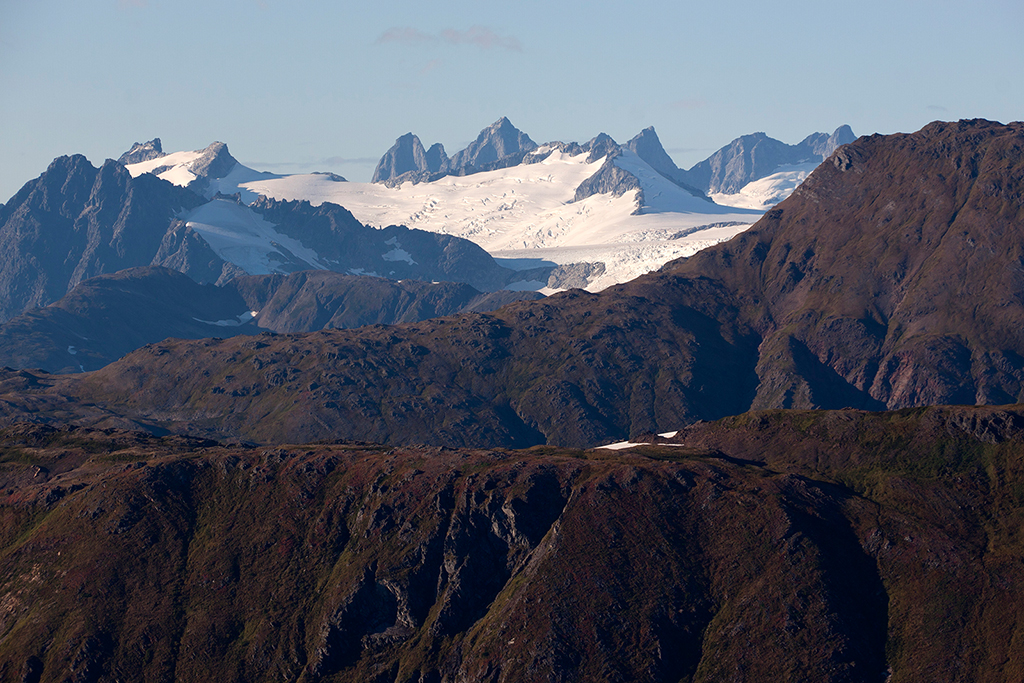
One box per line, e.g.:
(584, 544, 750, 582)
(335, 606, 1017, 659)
(798, 125, 858, 159)
(372, 133, 449, 183)
(424, 142, 448, 172)
(822, 124, 857, 156)
(117, 138, 165, 165)
(189, 141, 238, 179)
(681, 125, 859, 195)
(448, 116, 538, 171)
(624, 126, 677, 175)
(584, 132, 620, 162)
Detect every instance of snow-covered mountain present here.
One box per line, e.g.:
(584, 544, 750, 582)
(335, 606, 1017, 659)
(237, 147, 759, 291)
(691, 126, 857, 210)
(123, 140, 287, 202)
(123, 119, 854, 291)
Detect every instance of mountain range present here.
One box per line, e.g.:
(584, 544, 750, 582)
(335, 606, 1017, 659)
(0, 119, 1018, 450)
(0, 267, 541, 374)
(119, 118, 851, 293)
(0, 154, 543, 324)
(0, 118, 1022, 681)
(0, 118, 854, 373)
(371, 117, 854, 207)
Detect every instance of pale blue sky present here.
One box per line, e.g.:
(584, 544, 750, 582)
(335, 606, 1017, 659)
(1, 0, 1022, 200)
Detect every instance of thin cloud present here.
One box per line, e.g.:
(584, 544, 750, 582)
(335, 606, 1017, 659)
(927, 104, 949, 112)
(669, 99, 707, 111)
(376, 25, 522, 52)
(420, 59, 443, 76)
(441, 26, 522, 51)
(376, 27, 437, 46)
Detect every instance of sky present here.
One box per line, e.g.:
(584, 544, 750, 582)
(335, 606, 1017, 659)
(1, 0, 1022, 201)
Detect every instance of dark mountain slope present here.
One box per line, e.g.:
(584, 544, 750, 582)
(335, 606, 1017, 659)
(0, 267, 253, 373)
(670, 118, 1024, 410)
(0, 156, 206, 321)
(0, 405, 1023, 681)
(247, 196, 535, 292)
(2, 120, 1022, 448)
(52, 275, 757, 446)
(229, 270, 541, 334)
(0, 268, 543, 373)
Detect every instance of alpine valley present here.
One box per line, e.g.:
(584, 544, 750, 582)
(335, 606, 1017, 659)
(2, 118, 1024, 682)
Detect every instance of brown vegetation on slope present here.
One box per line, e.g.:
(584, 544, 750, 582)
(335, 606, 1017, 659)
(1, 404, 1023, 681)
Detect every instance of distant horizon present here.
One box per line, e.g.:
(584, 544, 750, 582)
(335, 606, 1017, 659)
(2, 0, 1021, 201)
(119, 118, 864, 183)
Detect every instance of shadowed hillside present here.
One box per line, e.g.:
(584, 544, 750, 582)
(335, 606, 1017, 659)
(0, 404, 1023, 681)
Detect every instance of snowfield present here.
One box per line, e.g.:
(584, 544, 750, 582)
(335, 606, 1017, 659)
(125, 142, 766, 291)
(710, 162, 819, 211)
(185, 198, 331, 274)
(238, 150, 761, 290)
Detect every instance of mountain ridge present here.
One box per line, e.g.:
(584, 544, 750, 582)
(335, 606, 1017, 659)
(0, 404, 1023, 680)
(0, 157, 543, 322)
(0, 120, 1014, 448)
(369, 118, 855, 209)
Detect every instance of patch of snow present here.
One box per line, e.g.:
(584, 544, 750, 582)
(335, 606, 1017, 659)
(67, 345, 77, 355)
(348, 268, 381, 277)
(158, 165, 198, 186)
(194, 310, 260, 327)
(597, 436, 687, 450)
(124, 150, 203, 178)
(598, 440, 645, 450)
(382, 247, 415, 264)
(184, 199, 330, 275)
(126, 149, 280, 201)
(710, 162, 818, 210)
(658, 431, 678, 438)
(207, 163, 282, 202)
